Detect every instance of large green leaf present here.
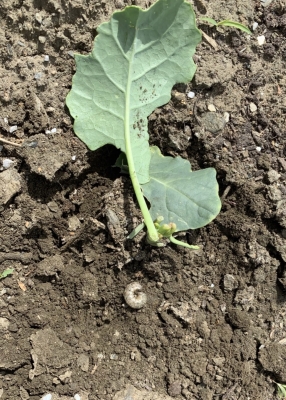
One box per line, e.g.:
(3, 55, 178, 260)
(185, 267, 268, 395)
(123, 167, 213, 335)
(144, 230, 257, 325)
(141, 147, 221, 231)
(66, 0, 201, 184)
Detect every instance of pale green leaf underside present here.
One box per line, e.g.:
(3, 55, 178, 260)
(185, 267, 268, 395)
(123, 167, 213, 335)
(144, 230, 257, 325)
(141, 147, 221, 231)
(66, 0, 201, 184)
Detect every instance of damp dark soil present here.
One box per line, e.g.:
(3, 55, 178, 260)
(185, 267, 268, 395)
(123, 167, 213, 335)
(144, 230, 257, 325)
(0, 1, 286, 399)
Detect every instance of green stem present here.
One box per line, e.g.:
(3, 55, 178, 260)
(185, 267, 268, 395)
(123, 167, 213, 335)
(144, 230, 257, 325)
(125, 141, 159, 243)
(125, 44, 159, 244)
(169, 235, 200, 250)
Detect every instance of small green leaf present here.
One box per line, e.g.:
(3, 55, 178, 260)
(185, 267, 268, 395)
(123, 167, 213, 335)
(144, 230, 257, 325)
(66, 0, 201, 184)
(277, 383, 286, 398)
(217, 20, 252, 34)
(0, 268, 14, 280)
(199, 17, 218, 26)
(141, 146, 221, 232)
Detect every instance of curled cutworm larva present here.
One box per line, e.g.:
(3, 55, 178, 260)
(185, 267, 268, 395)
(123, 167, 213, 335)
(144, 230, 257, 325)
(123, 282, 147, 309)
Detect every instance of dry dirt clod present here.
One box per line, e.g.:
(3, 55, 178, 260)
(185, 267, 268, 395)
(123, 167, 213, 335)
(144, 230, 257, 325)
(77, 354, 89, 372)
(200, 112, 226, 134)
(102, 177, 136, 267)
(105, 208, 125, 244)
(0, 168, 22, 205)
(0, 317, 10, 331)
(223, 274, 238, 292)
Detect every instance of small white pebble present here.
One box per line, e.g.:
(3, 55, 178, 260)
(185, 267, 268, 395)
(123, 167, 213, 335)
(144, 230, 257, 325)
(252, 22, 258, 31)
(35, 12, 43, 24)
(2, 159, 14, 169)
(38, 36, 46, 44)
(9, 125, 17, 133)
(74, 395, 81, 400)
(256, 146, 262, 152)
(261, 0, 273, 7)
(220, 304, 226, 313)
(45, 129, 51, 134)
(208, 104, 216, 112)
(40, 394, 52, 400)
(4, 117, 8, 124)
(34, 72, 42, 80)
(50, 128, 57, 133)
(249, 102, 257, 112)
(71, 155, 76, 161)
(257, 35, 265, 46)
(187, 91, 195, 99)
(210, 283, 215, 288)
(44, 55, 49, 62)
(223, 112, 230, 123)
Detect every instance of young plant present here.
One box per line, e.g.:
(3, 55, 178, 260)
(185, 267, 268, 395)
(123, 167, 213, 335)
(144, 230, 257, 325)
(276, 382, 286, 399)
(199, 17, 252, 35)
(66, 0, 221, 249)
(0, 268, 13, 280)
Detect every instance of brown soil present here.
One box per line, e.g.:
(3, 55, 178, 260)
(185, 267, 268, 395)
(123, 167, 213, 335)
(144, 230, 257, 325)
(0, 0, 286, 399)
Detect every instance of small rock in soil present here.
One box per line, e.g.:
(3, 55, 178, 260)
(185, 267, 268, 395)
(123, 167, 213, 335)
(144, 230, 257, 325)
(68, 215, 81, 231)
(168, 380, 182, 397)
(223, 274, 238, 291)
(268, 186, 282, 201)
(26, 308, 50, 328)
(257, 35, 266, 46)
(29, 328, 73, 378)
(278, 157, 286, 171)
(2, 158, 14, 169)
(227, 309, 251, 330)
(249, 102, 257, 112)
(172, 91, 185, 104)
(35, 255, 65, 277)
(234, 286, 255, 311)
(58, 370, 72, 384)
(19, 134, 71, 180)
(212, 357, 225, 366)
(200, 112, 226, 134)
(0, 168, 22, 205)
(207, 104, 216, 112)
(20, 386, 29, 400)
(0, 317, 10, 331)
(265, 169, 280, 183)
(130, 347, 141, 361)
(77, 271, 98, 303)
(77, 354, 89, 372)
